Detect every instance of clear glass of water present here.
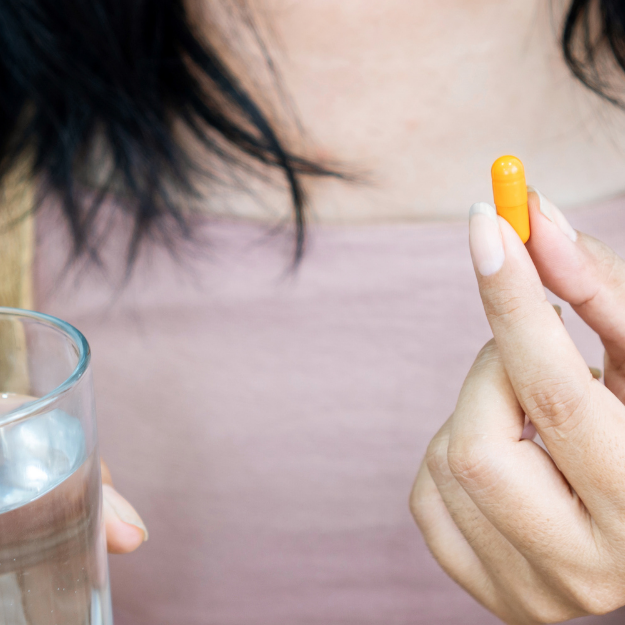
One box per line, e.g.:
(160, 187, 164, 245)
(0, 307, 112, 625)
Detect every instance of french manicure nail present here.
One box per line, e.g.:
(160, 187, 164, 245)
(527, 186, 577, 242)
(103, 484, 149, 541)
(469, 202, 505, 276)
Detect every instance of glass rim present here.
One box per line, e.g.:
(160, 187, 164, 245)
(0, 307, 91, 427)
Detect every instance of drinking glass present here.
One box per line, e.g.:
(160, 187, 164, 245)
(0, 307, 112, 624)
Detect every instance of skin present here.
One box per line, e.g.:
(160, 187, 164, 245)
(209, 0, 625, 222)
(411, 193, 625, 622)
(101, 459, 147, 554)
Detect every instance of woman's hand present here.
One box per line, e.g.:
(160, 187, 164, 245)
(101, 459, 148, 554)
(411, 190, 625, 623)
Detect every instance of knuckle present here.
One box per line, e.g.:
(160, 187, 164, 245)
(598, 244, 623, 291)
(564, 579, 625, 616)
(522, 602, 576, 625)
(571, 590, 620, 616)
(409, 485, 437, 534)
(580, 597, 621, 617)
(547, 564, 625, 618)
(477, 338, 498, 357)
(446, 437, 498, 489)
(522, 604, 555, 625)
(408, 470, 441, 535)
(483, 288, 534, 327)
(425, 432, 451, 481)
(516, 577, 589, 624)
(472, 339, 500, 370)
(519, 375, 590, 437)
(408, 482, 426, 527)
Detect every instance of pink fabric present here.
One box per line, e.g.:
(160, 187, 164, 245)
(35, 198, 625, 624)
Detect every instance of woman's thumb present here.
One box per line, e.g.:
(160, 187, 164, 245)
(526, 188, 625, 376)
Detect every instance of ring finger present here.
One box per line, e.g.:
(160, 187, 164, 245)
(411, 450, 497, 611)
(425, 419, 534, 620)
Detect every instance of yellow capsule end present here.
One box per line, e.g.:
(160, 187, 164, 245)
(491, 155, 530, 243)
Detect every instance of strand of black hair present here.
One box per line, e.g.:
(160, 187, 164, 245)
(0, 0, 342, 271)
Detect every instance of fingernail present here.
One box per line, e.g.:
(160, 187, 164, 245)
(527, 186, 577, 242)
(103, 484, 149, 541)
(469, 202, 505, 276)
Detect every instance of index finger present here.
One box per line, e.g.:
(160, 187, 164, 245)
(468, 203, 625, 520)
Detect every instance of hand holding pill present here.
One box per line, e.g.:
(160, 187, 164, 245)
(411, 189, 625, 622)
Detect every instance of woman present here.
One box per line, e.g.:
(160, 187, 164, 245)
(4, 0, 625, 623)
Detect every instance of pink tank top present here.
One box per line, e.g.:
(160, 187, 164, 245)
(34, 197, 625, 624)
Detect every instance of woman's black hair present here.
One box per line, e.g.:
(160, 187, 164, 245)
(563, 0, 625, 107)
(0, 0, 338, 267)
(3, 0, 625, 268)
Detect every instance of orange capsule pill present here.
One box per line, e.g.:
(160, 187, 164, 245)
(491, 155, 530, 243)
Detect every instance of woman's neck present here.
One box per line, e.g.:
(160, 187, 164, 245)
(196, 0, 625, 224)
